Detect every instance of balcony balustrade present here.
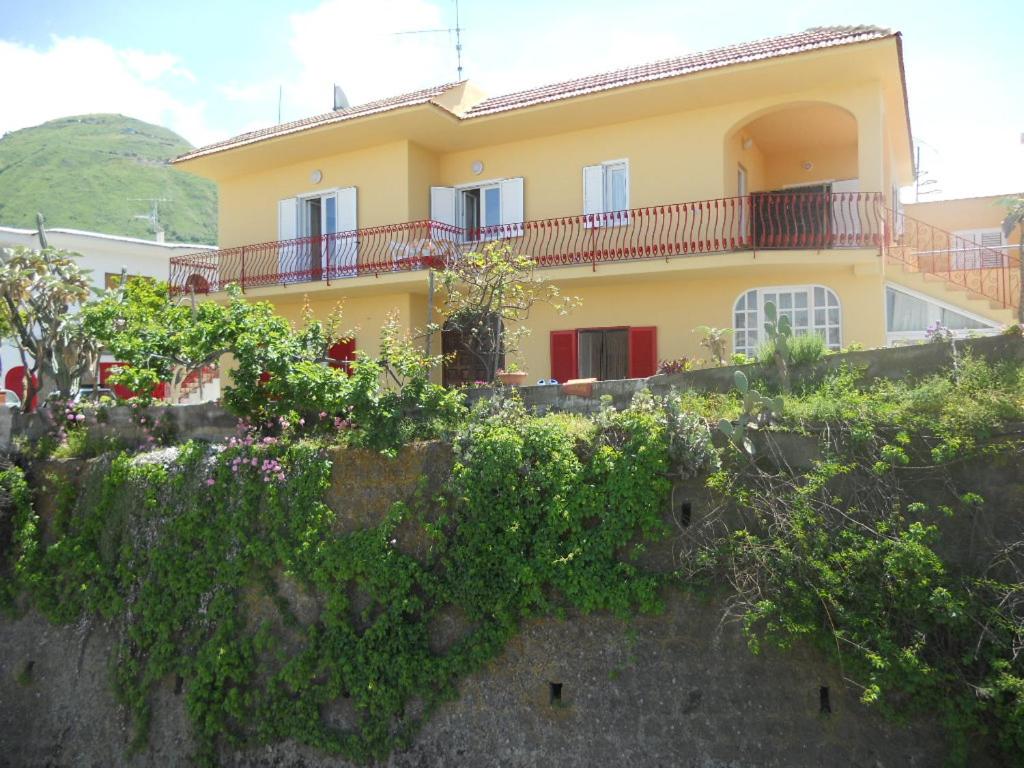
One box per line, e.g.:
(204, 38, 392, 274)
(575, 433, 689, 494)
(170, 191, 886, 294)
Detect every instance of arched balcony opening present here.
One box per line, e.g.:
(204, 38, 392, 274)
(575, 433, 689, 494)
(725, 103, 877, 249)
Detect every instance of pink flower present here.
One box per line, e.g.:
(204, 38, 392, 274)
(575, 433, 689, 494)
(66, 414, 75, 422)
(75, 413, 85, 422)
(205, 478, 215, 486)
(299, 418, 305, 426)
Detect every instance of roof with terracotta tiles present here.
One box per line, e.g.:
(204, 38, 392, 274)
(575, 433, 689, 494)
(175, 25, 894, 164)
(465, 25, 893, 117)
(174, 81, 462, 163)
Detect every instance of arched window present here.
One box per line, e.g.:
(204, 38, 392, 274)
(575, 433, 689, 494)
(733, 285, 841, 356)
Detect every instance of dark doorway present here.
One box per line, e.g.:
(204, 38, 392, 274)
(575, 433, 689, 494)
(751, 184, 830, 249)
(442, 313, 505, 387)
(577, 328, 629, 380)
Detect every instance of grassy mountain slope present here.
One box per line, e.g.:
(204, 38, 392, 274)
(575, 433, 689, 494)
(0, 114, 217, 244)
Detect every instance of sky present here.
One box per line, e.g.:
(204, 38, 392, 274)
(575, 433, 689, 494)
(0, 0, 1020, 201)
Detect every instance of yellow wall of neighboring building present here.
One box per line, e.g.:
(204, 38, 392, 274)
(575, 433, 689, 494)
(905, 195, 1023, 248)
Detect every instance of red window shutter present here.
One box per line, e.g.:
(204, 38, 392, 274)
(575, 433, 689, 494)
(628, 327, 657, 378)
(550, 330, 578, 382)
(100, 362, 137, 400)
(328, 338, 357, 374)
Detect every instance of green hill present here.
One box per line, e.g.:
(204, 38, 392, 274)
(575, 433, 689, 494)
(0, 114, 217, 244)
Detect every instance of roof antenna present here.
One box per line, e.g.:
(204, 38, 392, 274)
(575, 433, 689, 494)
(393, 0, 465, 80)
(130, 197, 171, 242)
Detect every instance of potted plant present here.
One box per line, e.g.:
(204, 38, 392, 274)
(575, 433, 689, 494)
(496, 362, 529, 386)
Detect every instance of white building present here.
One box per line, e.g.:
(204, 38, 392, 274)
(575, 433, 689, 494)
(0, 226, 215, 404)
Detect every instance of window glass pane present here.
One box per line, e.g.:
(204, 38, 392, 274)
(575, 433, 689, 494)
(747, 290, 757, 305)
(795, 292, 808, 309)
(829, 328, 840, 345)
(940, 308, 989, 330)
(814, 308, 826, 325)
(779, 293, 792, 310)
(795, 309, 808, 328)
(484, 187, 501, 227)
(827, 290, 839, 307)
(814, 286, 825, 304)
(577, 331, 601, 379)
(606, 165, 628, 212)
(462, 189, 480, 231)
(606, 330, 629, 379)
(735, 313, 745, 329)
(827, 307, 840, 325)
(325, 195, 337, 234)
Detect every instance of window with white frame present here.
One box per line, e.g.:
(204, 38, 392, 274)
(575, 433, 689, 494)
(885, 284, 997, 343)
(733, 285, 842, 356)
(951, 228, 1006, 269)
(583, 160, 630, 223)
(430, 178, 524, 241)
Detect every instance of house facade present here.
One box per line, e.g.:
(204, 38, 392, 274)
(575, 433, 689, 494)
(170, 25, 1015, 383)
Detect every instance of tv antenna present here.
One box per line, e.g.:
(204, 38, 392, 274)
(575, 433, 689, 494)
(913, 144, 942, 202)
(130, 197, 171, 241)
(393, 0, 465, 80)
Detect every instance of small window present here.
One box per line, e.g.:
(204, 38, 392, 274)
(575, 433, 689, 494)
(733, 285, 841, 356)
(885, 285, 998, 343)
(583, 160, 630, 224)
(459, 184, 502, 238)
(951, 228, 1007, 269)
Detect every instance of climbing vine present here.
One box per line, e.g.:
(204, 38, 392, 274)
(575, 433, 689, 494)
(1, 392, 715, 765)
(3, 353, 1024, 765)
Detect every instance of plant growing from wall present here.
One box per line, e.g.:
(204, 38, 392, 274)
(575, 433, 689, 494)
(1000, 195, 1024, 323)
(438, 241, 579, 382)
(4, 391, 708, 764)
(694, 326, 733, 367)
(0, 246, 100, 409)
(717, 370, 782, 455)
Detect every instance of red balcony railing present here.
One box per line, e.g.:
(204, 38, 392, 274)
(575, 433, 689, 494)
(885, 210, 1020, 310)
(169, 191, 884, 293)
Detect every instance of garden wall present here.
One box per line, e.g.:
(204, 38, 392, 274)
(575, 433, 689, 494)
(2, 439, 1018, 767)
(467, 334, 1024, 414)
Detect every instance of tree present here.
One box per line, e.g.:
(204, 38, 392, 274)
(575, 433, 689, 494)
(85, 279, 303, 404)
(438, 241, 579, 382)
(1001, 196, 1024, 323)
(0, 246, 99, 410)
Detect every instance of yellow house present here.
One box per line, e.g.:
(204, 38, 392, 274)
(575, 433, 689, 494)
(170, 25, 1017, 383)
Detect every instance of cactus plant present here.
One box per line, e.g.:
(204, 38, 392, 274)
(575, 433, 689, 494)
(717, 369, 783, 455)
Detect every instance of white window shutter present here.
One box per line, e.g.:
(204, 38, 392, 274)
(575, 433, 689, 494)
(431, 186, 456, 227)
(335, 187, 359, 275)
(277, 198, 298, 277)
(583, 165, 604, 215)
(278, 198, 298, 240)
(499, 177, 524, 237)
(583, 164, 604, 228)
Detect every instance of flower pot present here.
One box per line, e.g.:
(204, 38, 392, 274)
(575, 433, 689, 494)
(561, 378, 597, 397)
(497, 371, 529, 386)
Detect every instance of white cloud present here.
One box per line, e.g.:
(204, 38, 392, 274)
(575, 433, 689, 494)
(274, 0, 454, 119)
(0, 35, 214, 144)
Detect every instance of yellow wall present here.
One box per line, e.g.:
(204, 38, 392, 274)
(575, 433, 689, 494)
(512, 258, 885, 374)
(762, 145, 858, 190)
(217, 140, 413, 249)
(905, 195, 1023, 247)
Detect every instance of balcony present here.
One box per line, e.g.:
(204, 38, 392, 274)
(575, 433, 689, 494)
(169, 191, 885, 294)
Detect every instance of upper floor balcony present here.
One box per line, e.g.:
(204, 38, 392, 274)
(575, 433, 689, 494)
(169, 191, 886, 295)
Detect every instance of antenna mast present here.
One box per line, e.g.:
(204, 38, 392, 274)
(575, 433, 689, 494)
(129, 197, 171, 241)
(393, 0, 465, 80)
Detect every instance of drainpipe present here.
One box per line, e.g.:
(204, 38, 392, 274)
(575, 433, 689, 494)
(425, 269, 435, 358)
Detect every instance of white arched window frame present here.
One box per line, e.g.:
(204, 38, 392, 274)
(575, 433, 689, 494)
(733, 285, 842, 356)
